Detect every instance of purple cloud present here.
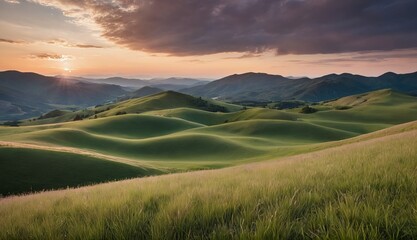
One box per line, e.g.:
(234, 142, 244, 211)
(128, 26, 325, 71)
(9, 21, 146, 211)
(34, 0, 417, 56)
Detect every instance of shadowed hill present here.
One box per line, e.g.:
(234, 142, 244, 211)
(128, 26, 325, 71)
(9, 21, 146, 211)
(0, 147, 161, 196)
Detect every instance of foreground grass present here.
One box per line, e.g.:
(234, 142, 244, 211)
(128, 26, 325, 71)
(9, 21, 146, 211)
(1, 127, 416, 239)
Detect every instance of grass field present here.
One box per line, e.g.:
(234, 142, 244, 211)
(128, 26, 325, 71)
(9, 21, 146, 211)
(1, 89, 417, 195)
(0, 147, 161, 196)
(0, 120, 416, 239)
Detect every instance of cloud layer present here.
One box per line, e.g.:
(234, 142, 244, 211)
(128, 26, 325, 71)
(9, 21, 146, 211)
(30, 53, 73, 61)
(33, 0, 417, 56)
(0, 38, 24, 44)
(47, 38, 103, 48)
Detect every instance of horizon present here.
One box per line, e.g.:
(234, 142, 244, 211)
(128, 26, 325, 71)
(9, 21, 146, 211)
(1, 0, 417, 78)
(2, 69, 416, 81)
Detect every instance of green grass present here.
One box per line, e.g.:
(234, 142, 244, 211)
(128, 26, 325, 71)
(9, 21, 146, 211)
(0, 147, 162, 196)
(1, 89, 417, 195)
(1, 122, 416, 239)
(20, 91, 242, 126)
(90, 91, 241, 118)
(326, 88, 415, 107)
(189, 119, 356, 143)
(71, 114, 204, 139)
(145, 107, 234, 125)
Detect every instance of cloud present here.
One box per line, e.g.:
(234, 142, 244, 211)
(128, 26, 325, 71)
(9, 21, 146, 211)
(0, 38, 25, 44)
(46, 39, 67, 45)
(3, 0, 20, 4)
(74, 44, 103, 48)
(223, 53, 263, 60)
(31, 0, 417, 56)
(30, 53, 74, 61)
(289, 49, 417, 65)
(46, 38, 103, 48)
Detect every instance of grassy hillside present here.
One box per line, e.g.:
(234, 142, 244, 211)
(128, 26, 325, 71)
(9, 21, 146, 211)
(308, 89, 417, 125)
(1, 122, 416, 239)
(1, 89, 417, 195)
(0, 147, 161, 196)
(20, 91, 242, 126)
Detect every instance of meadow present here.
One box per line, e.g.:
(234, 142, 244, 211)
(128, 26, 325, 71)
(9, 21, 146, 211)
(1, 89, 417, 195)
(0, 120, 416, 239)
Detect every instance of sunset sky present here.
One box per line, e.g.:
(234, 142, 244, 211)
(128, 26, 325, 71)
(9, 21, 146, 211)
(1, 0, 416, 79)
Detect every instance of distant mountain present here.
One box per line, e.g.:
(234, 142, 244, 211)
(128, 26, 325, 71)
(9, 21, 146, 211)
(151, 79, 210, 91)
(65, 76, 149, 89)
(182, 72, 417, 102)
(0, 71, 127, 120)
(119, 86, 164, 100)
(73, 76, 210, 89)
(149, 77, 209, 86)
(97, 77, 149, 88)
(150, 84, 188, 91)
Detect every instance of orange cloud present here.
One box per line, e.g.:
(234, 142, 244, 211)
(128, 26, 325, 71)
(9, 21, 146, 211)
(46, 38, 103, 48)
(0, 38, 25, 44)
(29, 53, 74, 61)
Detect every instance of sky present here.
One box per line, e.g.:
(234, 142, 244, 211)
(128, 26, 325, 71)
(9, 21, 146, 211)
(0, 0, 416, 79)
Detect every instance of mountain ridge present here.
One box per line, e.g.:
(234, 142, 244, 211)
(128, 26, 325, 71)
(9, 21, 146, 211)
(0, 70, 127, 120)
(181, 71, 417, 102)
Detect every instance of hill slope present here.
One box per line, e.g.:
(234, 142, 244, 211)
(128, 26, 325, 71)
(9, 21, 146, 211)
(21, 91, 242, 125)
(1, 121, 416, 239)
(0, 147, 161, 196)
(1, 89, 417, 195)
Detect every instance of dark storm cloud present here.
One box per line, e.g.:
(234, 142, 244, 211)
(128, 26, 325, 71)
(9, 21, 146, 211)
(35, 0, 417, 56)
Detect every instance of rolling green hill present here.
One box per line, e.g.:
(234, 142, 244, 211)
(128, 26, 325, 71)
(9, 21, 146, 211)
(20, 91, 242, 126)
(1, 89, 417, 196)
(97, 91, 241, 117)
(0, 147, 161, 196)
(1, 120, 416, 239)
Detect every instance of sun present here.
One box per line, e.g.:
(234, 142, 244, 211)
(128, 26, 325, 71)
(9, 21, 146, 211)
(64, 67, 72, 73)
